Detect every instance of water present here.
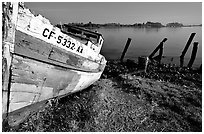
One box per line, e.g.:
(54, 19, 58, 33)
(96, 27, 202, 68)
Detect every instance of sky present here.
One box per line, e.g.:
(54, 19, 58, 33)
(25, 2, 202, 25)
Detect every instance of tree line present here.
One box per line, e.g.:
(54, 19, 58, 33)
(56, 21, 202, 28)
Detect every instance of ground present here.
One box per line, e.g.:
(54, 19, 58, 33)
(2, 60, 202, 132)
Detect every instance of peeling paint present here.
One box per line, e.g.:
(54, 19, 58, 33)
(2, 3, 107, 126)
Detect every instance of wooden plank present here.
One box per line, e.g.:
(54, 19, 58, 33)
(2, 45, 11, 114)
(4, 2, 19, 52)
(149, 38, 167, 60)
(120, 38, 132, 62)
(15, 30, 52, 57)
(180, 33, 196, 67)
(10, 83, 41, 93)
(11, 54, 79, 87)
(14, 30, 102, 72)
(49, 46, 100, 70)
(2, 2, 19, 115)
(9, 55, 81, 112)
(187, 42, 199, 68)
(9, 91, 39, 112)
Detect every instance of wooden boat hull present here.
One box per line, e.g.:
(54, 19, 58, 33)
(2, 2, 106, 126)
(8, 54, 104, 112)
(3, 53, 104, 126)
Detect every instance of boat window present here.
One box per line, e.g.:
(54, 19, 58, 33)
(60, 25, 101, 46)
(67, 27, 82, 35)
(84, 33, 98, 44)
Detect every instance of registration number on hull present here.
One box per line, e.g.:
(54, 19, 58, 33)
(42, 28, 83, 54)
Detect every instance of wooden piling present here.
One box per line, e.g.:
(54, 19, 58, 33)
(158, 43, 163, 64)
(138, 56, 149, 73)
(149, 38, 167, 62)
(120, 38, 132, 62)
(180, 33, 196, 67)
(187, 42, 199, 68)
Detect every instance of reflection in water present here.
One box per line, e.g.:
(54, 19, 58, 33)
(144, 27, 160, 33)
(97, 27, 202, 67)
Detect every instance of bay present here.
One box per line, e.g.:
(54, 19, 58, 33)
(96, 27, 202, 68)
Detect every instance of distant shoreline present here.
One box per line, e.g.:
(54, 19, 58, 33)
(58, 22, 202, 29)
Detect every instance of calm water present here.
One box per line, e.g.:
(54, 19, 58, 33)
(97, 27, 202, 67)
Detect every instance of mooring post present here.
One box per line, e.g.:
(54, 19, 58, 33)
(149, 38, 167, 60)
(180, 33, 196, 67)
(187, 42, 199, 68)
(138, 56, 149, 73)
(158, 43, 164, 64)
(120, 38, 132, 62)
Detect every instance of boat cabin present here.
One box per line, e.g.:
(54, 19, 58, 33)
(59, 24, 104, 54)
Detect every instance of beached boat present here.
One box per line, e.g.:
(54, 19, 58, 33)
(2, 2, 106, 126)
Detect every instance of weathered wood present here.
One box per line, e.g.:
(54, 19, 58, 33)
(180, 33, 196, 67)
(2, 2, 19, 116)
(3, 2, 19, 52)
(11, 54, 78, 94)
(158, 43, 163, 64)
(14, 30, 102, 72)
(138, 56, 149, 73)
(2, 2, 107, 126)
(120, 38, 132, 62)
(149, 38, 167, 60)
(7, 54, 103, 114)
(49, 46, 100, 70)
(2, 3, 8, 40)
(187, 42, 199, 68)
(2, 45, 12, 116)
(152, 43, 164, 64)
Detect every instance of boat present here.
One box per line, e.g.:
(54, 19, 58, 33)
(2, 2, 106, 126)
